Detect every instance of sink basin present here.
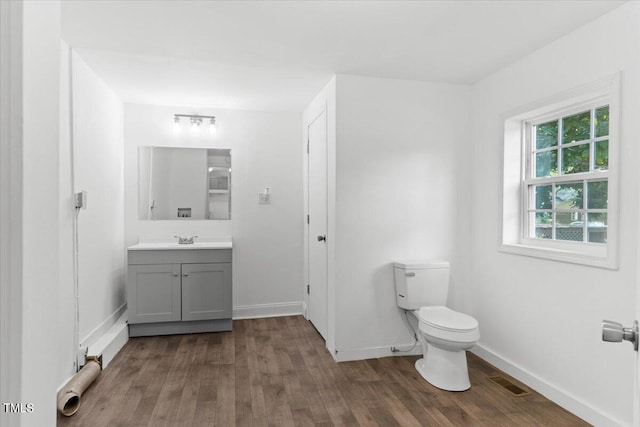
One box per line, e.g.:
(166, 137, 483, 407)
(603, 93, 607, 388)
(129, 241, 232, 250)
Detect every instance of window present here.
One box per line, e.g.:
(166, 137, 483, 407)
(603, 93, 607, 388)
(526, 104, 609, 243)
(501, 76, 619, 268)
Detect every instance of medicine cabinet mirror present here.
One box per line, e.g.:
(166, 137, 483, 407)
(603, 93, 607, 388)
(138, 147, 231, 220)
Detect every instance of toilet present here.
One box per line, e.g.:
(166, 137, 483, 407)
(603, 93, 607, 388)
(393, 260, 479, 391)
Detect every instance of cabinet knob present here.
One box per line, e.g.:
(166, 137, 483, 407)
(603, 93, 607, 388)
(182, 273, 189, 277)
(173, 273, 179, 277)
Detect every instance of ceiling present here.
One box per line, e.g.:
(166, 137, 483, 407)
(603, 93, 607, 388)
(61, 0, 625, 112)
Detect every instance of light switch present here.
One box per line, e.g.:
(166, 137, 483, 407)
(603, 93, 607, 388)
(258, 193, 270, 204)
(259, 188, 271, 204)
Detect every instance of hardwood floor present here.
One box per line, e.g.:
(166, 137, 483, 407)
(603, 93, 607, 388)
(57, 316, 589, 426)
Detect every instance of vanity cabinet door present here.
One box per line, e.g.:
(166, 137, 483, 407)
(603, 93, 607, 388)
(181, 263, 232, 321)
(127, 264, 182, 324)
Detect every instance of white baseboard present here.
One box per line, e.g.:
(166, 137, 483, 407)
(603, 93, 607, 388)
(232, 301, 303, 320)
(472, 344, 625, 427)
(87, 312, 128, 370)
(80, 303, 126, 350)
(334, 342, 423, 362)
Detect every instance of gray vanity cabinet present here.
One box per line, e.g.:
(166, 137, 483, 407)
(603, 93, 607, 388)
(181, 262, 232, 321)
(127, 264, 182, 324)
(127, 248, 232, 337)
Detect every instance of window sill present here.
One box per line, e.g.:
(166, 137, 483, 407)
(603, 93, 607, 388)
(498, 242, 617, 270)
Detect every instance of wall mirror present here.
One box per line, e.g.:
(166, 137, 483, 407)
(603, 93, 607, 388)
(138, 147, 231, 220)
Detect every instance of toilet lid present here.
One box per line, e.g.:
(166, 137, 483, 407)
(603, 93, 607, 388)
(418, 306, 478, 332)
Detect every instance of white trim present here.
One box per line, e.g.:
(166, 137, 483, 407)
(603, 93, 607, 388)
(501, 73, 620, 269)
(0, 0, 23, 420)
(472, 344, 626, 427)
(80, 303, 127, 349)
(333, 342, 424, 362)
(87, 312, 128, 370)
(232, 301, 303, 320)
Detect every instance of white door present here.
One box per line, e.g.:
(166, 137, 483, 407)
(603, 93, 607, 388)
(635, 275, 640, 426)
(307, 111, 328, 339)
(602, 277, 640, 425)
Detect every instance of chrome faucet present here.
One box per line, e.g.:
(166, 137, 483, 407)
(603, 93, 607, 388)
(174, 235, 198, 245)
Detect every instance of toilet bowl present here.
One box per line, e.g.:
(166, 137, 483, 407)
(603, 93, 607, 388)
(393, 261, 480, 392)
(413, 306, 479, 391)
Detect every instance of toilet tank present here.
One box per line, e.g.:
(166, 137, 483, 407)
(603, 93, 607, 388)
(393, 260, 450, 310)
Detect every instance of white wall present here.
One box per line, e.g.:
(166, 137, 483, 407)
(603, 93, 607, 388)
(70, 51, 126, 352)
(332, 74, 471, 360)
(22, 1, 61, 424)
(59, 44, 126, 389)
(469, 3, 640, 426)
(124, 104, 304, 318)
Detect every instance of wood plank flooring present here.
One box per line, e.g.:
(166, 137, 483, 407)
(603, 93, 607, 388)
(57, 316, 589, 426)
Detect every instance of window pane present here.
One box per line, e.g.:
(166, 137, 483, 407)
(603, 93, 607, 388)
(562, 111, 591, 144)
(535, 150, 557, 177)
(595, 106, 609, 138)
(534, 212, 552, 239)
(562, 144, 589, 174)
(535, 121, 558, 149)
(556, 212, 584, 242)
(587, 181, 608, 209)
(535, 185, 552, 209)
(556, 182, 583, 209)
(587, 212, 607, 243)
(595, 139, 608, 170)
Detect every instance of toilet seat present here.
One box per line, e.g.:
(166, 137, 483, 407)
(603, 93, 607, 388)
(416, 306, 479, 342)
(418, 306, 478, 331)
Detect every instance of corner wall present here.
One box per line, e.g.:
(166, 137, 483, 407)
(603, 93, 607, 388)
(124, 104, 304, 318)
(333, 74, 472, 360)
(469, 3, 640, 425)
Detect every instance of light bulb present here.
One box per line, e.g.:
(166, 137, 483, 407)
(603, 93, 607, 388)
(190, 117, 201, 133)
(209, 117, 217, 135)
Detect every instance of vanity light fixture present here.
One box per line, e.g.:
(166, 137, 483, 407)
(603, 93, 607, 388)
(173, 114, 216, 135)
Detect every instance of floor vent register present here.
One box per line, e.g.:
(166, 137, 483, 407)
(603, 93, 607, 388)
(488, 375, 531, 397)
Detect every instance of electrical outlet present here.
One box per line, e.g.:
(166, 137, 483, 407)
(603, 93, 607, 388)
(75, 191, 88, 209)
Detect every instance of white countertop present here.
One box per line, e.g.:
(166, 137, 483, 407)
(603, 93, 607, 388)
(128, 241, 232, 250)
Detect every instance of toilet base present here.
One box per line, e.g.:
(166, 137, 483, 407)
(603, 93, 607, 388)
(415, 345, 471, 392)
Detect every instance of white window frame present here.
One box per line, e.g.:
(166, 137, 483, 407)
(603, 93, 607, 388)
(500, 74, 620, 269)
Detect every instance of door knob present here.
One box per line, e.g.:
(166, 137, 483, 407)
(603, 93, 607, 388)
(317, 235, 326, 242)
(602, 320, 638, 351)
